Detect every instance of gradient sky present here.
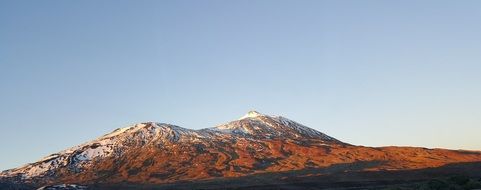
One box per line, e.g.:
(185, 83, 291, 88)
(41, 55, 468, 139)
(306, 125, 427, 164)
(1, 0, 481, 171)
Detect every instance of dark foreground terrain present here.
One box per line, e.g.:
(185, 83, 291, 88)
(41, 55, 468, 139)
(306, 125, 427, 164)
(8, 161, 474, 190)
(90, 162, 481, 190)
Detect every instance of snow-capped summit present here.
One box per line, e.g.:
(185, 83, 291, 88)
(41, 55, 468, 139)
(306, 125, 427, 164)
(239, 110, 264, 119)
(214, 111, 340, 141)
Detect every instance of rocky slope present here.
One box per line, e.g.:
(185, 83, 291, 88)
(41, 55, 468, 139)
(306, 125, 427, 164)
(1, 111, 481, 189)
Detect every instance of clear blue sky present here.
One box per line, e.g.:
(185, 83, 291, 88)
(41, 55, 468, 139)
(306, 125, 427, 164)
(1, 0, 481, 171)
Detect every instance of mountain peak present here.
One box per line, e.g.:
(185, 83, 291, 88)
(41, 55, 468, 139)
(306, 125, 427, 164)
(3, 112, 481, 189)
(239, 110, 263, 119)
(212, 112, 341, 141)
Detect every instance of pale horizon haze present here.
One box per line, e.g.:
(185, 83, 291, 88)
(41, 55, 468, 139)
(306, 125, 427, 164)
(1, 0, 481, 171)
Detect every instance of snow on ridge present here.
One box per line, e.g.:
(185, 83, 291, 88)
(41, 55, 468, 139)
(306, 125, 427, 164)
(102, 126, 133, 139)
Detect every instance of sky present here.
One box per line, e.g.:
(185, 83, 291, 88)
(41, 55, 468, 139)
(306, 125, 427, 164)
(1, 0, 481, 171)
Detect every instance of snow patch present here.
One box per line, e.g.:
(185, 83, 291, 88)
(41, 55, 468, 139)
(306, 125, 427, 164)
(74, 145, 112, 161)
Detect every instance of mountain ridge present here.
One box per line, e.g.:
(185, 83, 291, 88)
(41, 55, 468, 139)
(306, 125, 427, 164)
(1, 111, 481, 189)
(0, 111, 339, 179)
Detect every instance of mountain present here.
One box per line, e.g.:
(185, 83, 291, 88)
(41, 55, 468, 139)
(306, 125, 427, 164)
(1, 111, 481, 189)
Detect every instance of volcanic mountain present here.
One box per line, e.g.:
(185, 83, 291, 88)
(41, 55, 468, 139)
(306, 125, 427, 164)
(1, 111, 481, 189)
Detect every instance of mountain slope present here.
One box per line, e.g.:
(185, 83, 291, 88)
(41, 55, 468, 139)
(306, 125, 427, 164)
(1, 111, 481, 189)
